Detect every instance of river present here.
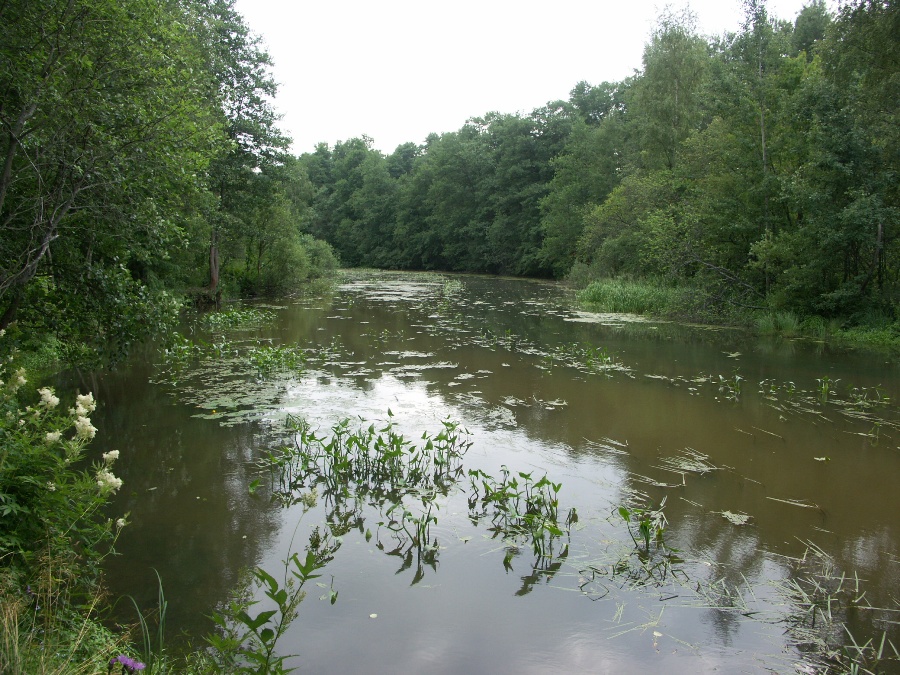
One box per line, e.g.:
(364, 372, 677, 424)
(77, 270, 900, 673)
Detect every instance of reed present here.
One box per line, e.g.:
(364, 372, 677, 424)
(577, 278, 685, 316)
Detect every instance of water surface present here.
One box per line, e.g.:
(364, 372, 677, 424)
(83, 271, 900, 673)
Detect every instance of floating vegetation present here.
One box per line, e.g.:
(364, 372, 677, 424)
(583, 437, 629, 458)
(538, 341, 631, 376)
(720, 510, 752, 526)
(532, 395, 568, 410)
(775, 542, 900, 674)
(201, 306, 277, 329)
(246, 343, 307, 377)
(656, 448, 721, 476)
(766, 497, 820, 510)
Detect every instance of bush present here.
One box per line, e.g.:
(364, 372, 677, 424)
(0, 347, 131, 671)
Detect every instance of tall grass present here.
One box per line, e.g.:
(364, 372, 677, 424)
(577, 278, 686, 317)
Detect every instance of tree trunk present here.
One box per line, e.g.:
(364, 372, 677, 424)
(209, 229, 220, 293)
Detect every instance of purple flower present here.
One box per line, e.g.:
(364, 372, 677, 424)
(108, 655, 146, 674)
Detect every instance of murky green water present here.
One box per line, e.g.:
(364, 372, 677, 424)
(80, 271, 900, 673)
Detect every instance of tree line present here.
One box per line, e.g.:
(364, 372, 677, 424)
(0, 0, 336, 362)
(2, 0, 895, 363)
(298, 0, 897, 327)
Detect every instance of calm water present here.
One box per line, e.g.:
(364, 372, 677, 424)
(78, 271, 900, 673)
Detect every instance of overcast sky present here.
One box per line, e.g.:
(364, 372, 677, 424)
(233, 0, 827, 156)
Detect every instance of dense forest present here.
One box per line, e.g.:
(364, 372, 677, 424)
(2, 0, 897, 362)
(298, 0, 898, 331)
(0, 0, 337, 364)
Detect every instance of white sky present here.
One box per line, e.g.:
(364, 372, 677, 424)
(233, 0, 827, 156)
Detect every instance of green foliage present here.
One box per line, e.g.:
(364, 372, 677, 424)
(0, 358, 130, 673)
(467, 467, 574, 561)
(577, 278, 687, 316)
(201, 307, 277, 330)
(206, 528, 340, 674)
(0, 366, 122, 580)
(617, 498, 669, 555)
(246, 343, 307, 377)
(0, 0, 219, 337)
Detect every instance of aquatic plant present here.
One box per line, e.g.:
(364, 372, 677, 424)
(816, 376, 838, 403)
(617, 498, 668, 555)
(201, 307, 277, 330)
(466, 467, 573, 561)
(656, 448, 720, 477)
(246, 343, 306, 376)
(207, 527, 340, 674)
(577, 278, 686, 316)
(775, 542, 900, 674)
(125, 571, 166, 674)
(717, 371, 743, 401)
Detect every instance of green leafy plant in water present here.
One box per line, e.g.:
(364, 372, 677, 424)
(201, 307, 277, 330)
(247, 343, 307, 377)
(207, 527, 340, 674)
(467, 466, 574, 562)
(124, 570, 166, 673)
(617, 497, 668, 555)
(717, 371, 743, 401)
(847, 385, 890, 409)
(816, 376, 839, 404)
(261, 413, 471, 584)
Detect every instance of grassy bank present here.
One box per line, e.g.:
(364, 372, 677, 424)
(575, 277, 900, 350)
(577, 278, 689, 317)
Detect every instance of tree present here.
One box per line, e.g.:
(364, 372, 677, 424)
(0, 0, 218, 352)
(193, 0, 290, 296)
(627, 10, 710, 171)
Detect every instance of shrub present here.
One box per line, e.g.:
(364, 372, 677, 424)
(0, 356, 125, 596)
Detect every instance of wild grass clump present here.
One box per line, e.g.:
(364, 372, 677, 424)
(755, 311, 801, 337)
(577, 278, 686, 317)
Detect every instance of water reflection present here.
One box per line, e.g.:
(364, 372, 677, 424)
(87, 270, 900, 671)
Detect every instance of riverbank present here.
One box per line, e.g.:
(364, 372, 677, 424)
(575, 276, 900, 351)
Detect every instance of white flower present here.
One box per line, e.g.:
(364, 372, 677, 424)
(96, 468, 123, 493)
(38, 387, 60, 409)
(74, 415, 97, 440)
(45, 430, 62, 443)
(102, 450, 120, 463)
(116, 517, 127, 529)
(17, 418, 25, 427)
(15, 369, 26, 386)
(74, 392, 96, 416)
(47, 482, 56, 492)
(300, 487, 318, 509)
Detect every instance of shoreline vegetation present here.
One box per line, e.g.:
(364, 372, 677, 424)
(574, 276, 900, 349)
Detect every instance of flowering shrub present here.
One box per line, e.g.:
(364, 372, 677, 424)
(0, 360, 125, 587)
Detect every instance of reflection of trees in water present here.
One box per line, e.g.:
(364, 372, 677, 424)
(74, 364, 281, 643)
